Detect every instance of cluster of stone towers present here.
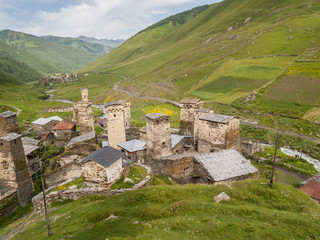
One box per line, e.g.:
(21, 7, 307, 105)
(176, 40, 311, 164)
(73, 88, 94, 134)
(0, 112, 34, 206)
(104, 100, 131, 148)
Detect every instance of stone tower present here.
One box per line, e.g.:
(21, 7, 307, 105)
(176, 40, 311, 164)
(105, 102, 126, 149)
(0, 112, 34, 206)
(74, 88, 94, 133)
(179, 99, 203, 136)
(81, 88, 89, 102)
(121, 100, 131, 129)
(194, 108, 214, 146)
(145, 113, 172, 159)
(0, 111, 20, 137)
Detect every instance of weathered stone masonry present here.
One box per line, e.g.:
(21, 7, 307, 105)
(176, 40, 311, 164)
(74, 88, 94, 133)
(179, 99, 203, 136)
(0, 111, 20, 137)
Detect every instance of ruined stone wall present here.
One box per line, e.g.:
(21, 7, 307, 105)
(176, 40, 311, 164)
(0, 136, 34, 206)
(77, 102, 94, 133)
(225, 118, 241, 152)
(241, 139, 264, 156)
(45, 106, 73, 113)
(179, 100, 203, 136)
(146, 114, 172, 160)
(82, 161, 107, 185)
(105, 104, 126, 149)
(0, 113, 20, 137)
(151, 155, 194, 181)
(45, 164, 82, 188)
(123, 102, 131, 129)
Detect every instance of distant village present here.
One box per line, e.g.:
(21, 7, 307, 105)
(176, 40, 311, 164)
(0, 88, 318, 216)
(40, 72, 82, 86)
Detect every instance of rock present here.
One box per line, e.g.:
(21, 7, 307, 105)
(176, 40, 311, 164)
(68, 185, 77, 190)
(227, 27, 233, 32)
(243, 17, 252, 26)
(105, 214, 119, 221)
(288, 29, 292, 33)
(214, 192, 230, 203)
(288, 36, 294, 40)
(133, 221, 140, 225)
(124, 177, 135, 184)
(229, 34, 240, 40)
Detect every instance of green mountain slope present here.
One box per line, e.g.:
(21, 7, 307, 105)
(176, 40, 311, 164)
(0, 30, 102, 73)
(81, 0, 320, 102)
(41, 35, 112, 56)
(77, 36, 125, 48)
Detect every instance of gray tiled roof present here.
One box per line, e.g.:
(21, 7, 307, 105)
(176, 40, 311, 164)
(66, 131, 96, 148)
(145, 113, 169, 120)
(171, 135, 185, 148)
(0, 133, 22, 141)
(79, 146, 124, 168)
(32, 118, 52, 125)
(118, 139, 146, 152)
(199, 113, 234, 123)
(194, 149, 257, 181)
(0, 111, 16, 118)
(23, 145, 39, 155)
(22, 137, 39, 146)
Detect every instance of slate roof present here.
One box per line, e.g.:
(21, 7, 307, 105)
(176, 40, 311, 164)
(145, 113, 169, 120)
(299, 174, 320, 200)
(53, 119, 76, 130)
(118, 139, 146, 152)
(48, 116, 63, 121)
(0, 111, 16, 118)
(171, 134, 185, 148)
(79, 146, 124, 168)
(22, 137, 39, 146)
(199, 113, 235, 124)
(179, 99, 202, 104)
(194, 149, 258, 182)
(23, 144, 39, 155)
(0, 133, 22, 141)
(102, 141, 109, 148)
(66, 131, 96, 148)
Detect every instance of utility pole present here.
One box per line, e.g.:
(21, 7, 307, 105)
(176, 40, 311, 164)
(270, 130, 280, 188)
(40, 161, 52, 236)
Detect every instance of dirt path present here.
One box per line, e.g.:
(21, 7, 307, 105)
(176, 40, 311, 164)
(6, 105, 22, 116)
(106, 73, 180, 106)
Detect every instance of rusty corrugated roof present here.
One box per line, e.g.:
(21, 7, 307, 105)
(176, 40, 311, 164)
(53, 119, 76, 130)
(299, 174, 320, 200)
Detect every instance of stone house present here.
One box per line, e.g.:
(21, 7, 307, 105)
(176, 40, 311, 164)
(118, 139, 147, 163)
(196, 113, 241, 153)
(31, 116, 62, 134)
(179, 99, 203, 136)
(171, 134, 194, 154)
(0, 111, 20, 137)
(152, 149, 258, 184)
(79, 146, 125, 186)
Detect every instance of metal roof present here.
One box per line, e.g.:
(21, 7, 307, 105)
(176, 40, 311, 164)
(299, 174, 320, 200)
(79, 146, 124, 168)
(194, 149, 258, 182)
(66, 131, 96, 148)
(118, 139, 146, 152)
(53, 119, 76, 130)
(199, 113, 235, 124)
(171, 134, 185, 148)
(0, 133, 22, 141)
(48, 116, 63, 121)
(0, 111, 16, 118)
(32, 118, 52, 125)
(23, 144, 39, 155)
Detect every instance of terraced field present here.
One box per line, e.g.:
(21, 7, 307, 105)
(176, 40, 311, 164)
(189, 56, 295, 103)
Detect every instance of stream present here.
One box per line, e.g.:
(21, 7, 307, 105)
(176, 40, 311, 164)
(281, 147, 320, 171)
(45, 90, 106, 118)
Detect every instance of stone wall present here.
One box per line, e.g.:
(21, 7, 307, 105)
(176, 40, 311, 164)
(45, 106, 73, 113)
(0, 112, 20, 137)
(0, 191, 19, 219)
(146, 113, 172, 160)
(197, 118, 240, 152)
(105, 104, 126, 149)
(241, 139, 264, 155)
(0, 135, 34, 206)
(45, 163, 82, 188)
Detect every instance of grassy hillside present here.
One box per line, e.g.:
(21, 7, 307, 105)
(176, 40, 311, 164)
(41, 35, 112, 56)
(77, 36, 125, 48)
(81, 0, 320, 102)
(2, 180, 319, 239)
(0, 30, 102, 73)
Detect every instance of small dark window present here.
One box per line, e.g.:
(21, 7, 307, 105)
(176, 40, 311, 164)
(0, 142, 3, 146)
(162, 142, 165, 146)
(14, 140, 17, 144)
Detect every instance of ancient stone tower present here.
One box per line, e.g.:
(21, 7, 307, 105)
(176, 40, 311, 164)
(105, 102, 126, 149)
(0, 112, 34, 206)
(121, 100, 131, 129)
(194, 108, 214, 146)
(0, 111, 20, 137)
(74, 88, 94, 133)
(179, 99, 203, 136)
(145, 113, 172, 159)
(197, 113, 241, 153)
